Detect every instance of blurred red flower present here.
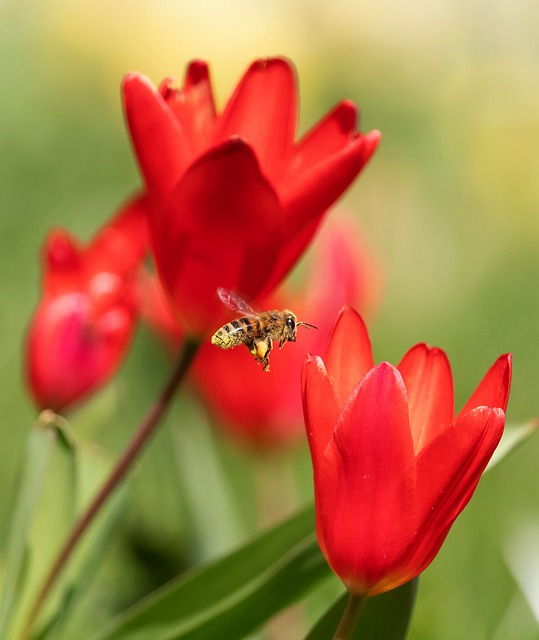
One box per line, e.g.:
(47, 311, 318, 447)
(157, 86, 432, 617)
(123, 58, 380, 336)
(140, 217, 382, 449)
(26, 196, 148, 413)
(191, 217, 382, 450)
(302, 306, 512, 596)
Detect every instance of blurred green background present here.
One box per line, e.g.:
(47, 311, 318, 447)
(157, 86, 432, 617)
(2, 0, 539, 637)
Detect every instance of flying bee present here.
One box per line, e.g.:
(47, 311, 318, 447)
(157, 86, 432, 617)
(210, 287, 317, 372)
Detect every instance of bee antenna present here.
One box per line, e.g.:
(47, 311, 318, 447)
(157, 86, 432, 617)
(298, 321, 317, 330)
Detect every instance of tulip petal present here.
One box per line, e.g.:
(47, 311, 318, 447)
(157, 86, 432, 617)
(398, 344, 454, 454)
(123, 73, 194, 204)
(289, 100, 360, 176)
(319, 363, 418, 594)
(280, 129, 380, 232)
(265, 130, 381, 292)
(211, 58, 297, 180)
(153, 138, 284, 335)
(159, 60, 216, 155)
(43, 230, 83, 294)
(409, 407, 505, 576)
(302, 354, 341, 559)
(302, 355, 340, 467)
(324, 307, 374, 407)
(459, 354, 512, 416)
(27, 292, 136, 412)
(90, 194, 149, 276)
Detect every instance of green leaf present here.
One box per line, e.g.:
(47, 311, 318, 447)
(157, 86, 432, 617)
(0, 426, 56, 638)
(43, 445, 129, 640)
(91, 505, 332, 640)
(304, 579, 418, 640)
(170, 403, 245, 560)
(487, 420, 539, 471)
(0, 412, 78, 639)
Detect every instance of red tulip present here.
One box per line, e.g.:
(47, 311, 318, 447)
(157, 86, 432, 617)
(26, 196, 148, 412)
(189, 217, 382, 450)
(302, 306, 512, 596)
(123, 58, 380, 335)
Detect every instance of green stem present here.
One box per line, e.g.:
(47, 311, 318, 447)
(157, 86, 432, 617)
(20, 338, 200, 640)
(332, 592, 367, 640)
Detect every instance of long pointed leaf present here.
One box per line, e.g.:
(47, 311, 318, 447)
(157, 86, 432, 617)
(0, 412, 78, 639)
(91, 505, 331, 640)
(487, 420, 539, 471)
(0, 426, 56, 638)
(43, 445, 129, 640)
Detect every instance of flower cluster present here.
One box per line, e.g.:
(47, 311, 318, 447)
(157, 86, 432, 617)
(24, 55, 513, 631)
(27, 57, 379, 412)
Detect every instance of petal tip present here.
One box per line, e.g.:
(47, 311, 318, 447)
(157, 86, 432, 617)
(122, 71, 148, 88)
(122, 72, 157, 102)
(335, 100, 359, 132)
(185, 59, 210, 85)
(253, 56, 294, 72)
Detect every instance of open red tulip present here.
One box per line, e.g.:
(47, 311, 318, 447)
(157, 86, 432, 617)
(302, 306, 512, 596)
(26, 195, 148, 412)
(123, 58, 380, 335)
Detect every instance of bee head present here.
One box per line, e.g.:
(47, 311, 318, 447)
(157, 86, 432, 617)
(283, 312, 298, 342)
(283, 312, 318, 343)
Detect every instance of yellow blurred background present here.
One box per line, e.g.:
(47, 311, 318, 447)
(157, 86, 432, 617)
(2, 0, 539, 637)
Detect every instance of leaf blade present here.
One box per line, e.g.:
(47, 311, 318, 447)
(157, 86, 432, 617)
(91, 505, 332, 640)
(0, 423, 59, 638)
(487, 420, 539, 471)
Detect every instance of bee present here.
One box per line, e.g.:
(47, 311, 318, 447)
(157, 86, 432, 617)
(211, 287, 317, 372)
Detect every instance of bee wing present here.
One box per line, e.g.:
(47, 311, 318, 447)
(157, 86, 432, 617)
(216, 287, 260, 317)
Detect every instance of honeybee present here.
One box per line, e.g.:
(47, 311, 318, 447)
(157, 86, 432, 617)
(211, 288, 317, 372)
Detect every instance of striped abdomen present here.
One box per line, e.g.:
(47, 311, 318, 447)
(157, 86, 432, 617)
(211, 316, 259, 349)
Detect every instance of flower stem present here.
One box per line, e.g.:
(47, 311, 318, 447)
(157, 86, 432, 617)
(332, 592, 367, 640)
(20, 338, 200, 640)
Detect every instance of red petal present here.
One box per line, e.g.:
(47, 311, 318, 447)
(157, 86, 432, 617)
(280, 129, 380, 231)
(458, 353, 512, 416)
(410, 406, 505, 574)
(324, 306, 374, 407)
(265, 130, 380, 292)
(210, 58, 297, 180)
(44, 229, 81, 272)
(302, 355, 340, 467)
(42, 230, 83, 295)
(139, 272, 184, 350)
(89, 194, 149, 277)
(159, 60, 216, 156)
(289, 100, 360, 176)
(319, 363, 418, 593)
(122, 73, 193, 204)
(398, 344, 454, 453)
(26, 292, 136, 412)
(153, 139, 284, 335)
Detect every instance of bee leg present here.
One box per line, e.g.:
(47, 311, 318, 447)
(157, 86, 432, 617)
(245, 339, 257, 359)
(255, 338, 272, 372)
